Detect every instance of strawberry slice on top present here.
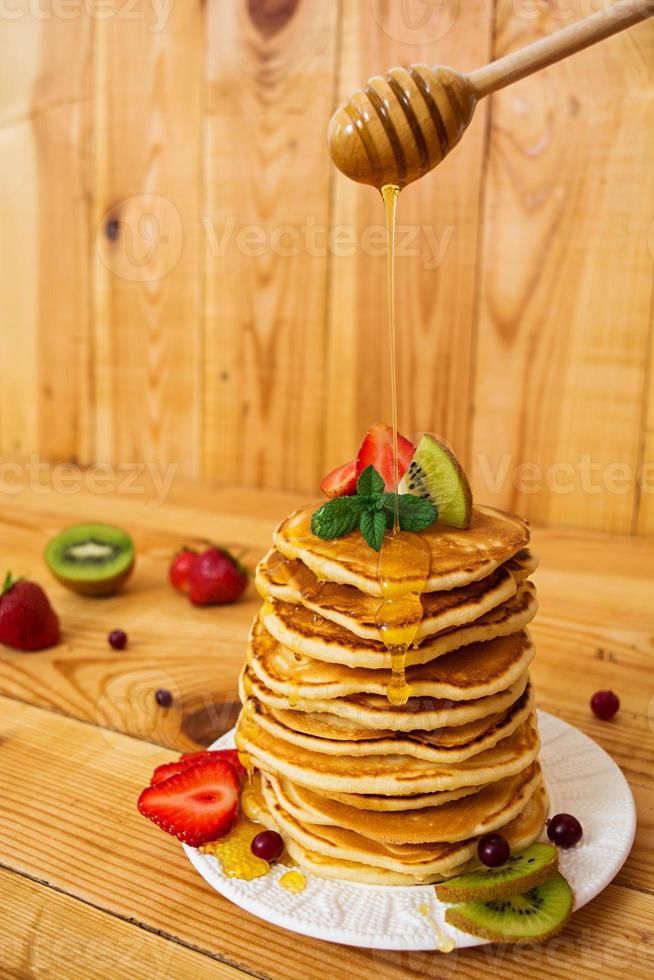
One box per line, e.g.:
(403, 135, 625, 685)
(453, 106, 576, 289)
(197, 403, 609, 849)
(320, 460, 357, 498)
(138, 758, 239, 846)
(355, 423, 415, 491)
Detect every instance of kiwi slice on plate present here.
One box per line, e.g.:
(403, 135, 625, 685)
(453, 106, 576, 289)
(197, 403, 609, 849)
(399, 434, 472, 528)
(45, 523, 135, 596)
(444, 871, 574, 944)
(436, 843, 558, 904)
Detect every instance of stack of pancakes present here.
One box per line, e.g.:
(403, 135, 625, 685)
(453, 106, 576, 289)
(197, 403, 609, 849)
(236, 504, 546, 885)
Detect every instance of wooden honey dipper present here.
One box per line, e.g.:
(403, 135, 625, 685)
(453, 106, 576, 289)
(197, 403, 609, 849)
(328, 0, 654, 188)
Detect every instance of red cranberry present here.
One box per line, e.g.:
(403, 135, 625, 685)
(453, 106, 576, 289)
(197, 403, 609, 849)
(590, 690, 619, 720)
(251, 830, 284, 862)
(547, 813, 583, 848)
(108, 629, 127, 650)
(155, 688, 173, 708)
(477, 833, 510, 867)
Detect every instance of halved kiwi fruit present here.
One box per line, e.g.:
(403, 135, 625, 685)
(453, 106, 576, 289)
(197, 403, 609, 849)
(435, 843, 558, 904)
(399, 434, 473, 529)
(45, 523, 135, 596)
(444, 871, 574, 944)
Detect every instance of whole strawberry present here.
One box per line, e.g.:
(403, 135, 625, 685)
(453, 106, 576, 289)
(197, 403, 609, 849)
(0, 572, 60, 651)
(188, 547, 248, 606)
(169, 548, 196, 594)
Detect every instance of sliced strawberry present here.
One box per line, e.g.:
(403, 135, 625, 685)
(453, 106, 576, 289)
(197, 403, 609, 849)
(181, 748, 247, 782)
(151, 760, 193, 786)
(320, 460, 357, 498)
(138, 759, 239, 846)
(151, 748, 247, 786)
(355, 423, 415, 491)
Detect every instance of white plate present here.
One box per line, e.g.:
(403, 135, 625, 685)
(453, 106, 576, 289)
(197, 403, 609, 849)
(183, 710, 636, 950)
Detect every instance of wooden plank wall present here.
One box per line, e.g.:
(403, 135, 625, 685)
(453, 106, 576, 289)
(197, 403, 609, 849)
(0, 0, 652, 534)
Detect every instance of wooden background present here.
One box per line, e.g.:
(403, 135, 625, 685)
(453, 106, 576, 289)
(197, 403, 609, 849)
(0, 0, 653, 535)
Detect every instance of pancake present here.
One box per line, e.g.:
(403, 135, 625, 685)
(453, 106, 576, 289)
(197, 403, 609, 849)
(308, 782, 484, 812)
(256, 775, 547, 883)
(235, 710, 540, 795)
(258, 785, 548, 885)
(505, 548, 539, 582)
(273, 504, 530, 596)
(248, 619, 535, 702)
(265, 760, 542, 843)
(254, 685, 535, 763)
(240, 774, 466, 885)
(241, 666, 530, 732)
(260, 580, 538, 669)
(256, 549, 517, 641)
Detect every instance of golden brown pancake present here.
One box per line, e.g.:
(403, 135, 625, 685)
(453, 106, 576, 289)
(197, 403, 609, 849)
(274, 504, 530, 596)
(256, 549, 517, 641)
(505, 548, 539, 582)
(260, 580, 538, 668)
(235, 710, 540, 795)
(241, 665, 530, 733)
(252, 685, 535, 763)
(249, 774, 547, 883)
(269, 785, 548, 885)
(308, 782, 484, 812)
(266, 761, 542, 844)
(248, 618, 535, 702)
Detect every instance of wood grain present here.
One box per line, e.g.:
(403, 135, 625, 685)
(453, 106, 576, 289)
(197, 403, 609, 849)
(93, 1, 203, 478)
(0, 5, 652, 533)
(1, 693, 652, 980)
(325, 0, 494, 472)
(202, 0, 339, 492)
(0, 867, 245, 980)
(0, 11, 93, 462)
(637, 327, 654, 533)
(471, 2, 654, 533)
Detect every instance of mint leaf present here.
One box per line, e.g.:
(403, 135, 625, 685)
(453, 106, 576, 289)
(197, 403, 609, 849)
(356, 465, 384, 500)
(311, 497, 361, 540)
(383, 493, 437, 532)
(360, 507, 386, 552)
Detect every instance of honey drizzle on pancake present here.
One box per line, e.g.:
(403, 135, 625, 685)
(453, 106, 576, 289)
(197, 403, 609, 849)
(237, 697, 258, 779)
(262, 590, 301, 706)
(376, 184, 430, 705)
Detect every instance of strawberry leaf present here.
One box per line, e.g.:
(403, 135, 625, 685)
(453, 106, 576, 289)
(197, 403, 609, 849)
(1, 572, 15, 596)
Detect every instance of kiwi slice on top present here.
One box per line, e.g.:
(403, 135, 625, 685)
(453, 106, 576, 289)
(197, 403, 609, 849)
(399, 434, 473, 529)
(444, 872, 574, 945)
(45, 523, 135, 597)
(435, 843, 558, 904)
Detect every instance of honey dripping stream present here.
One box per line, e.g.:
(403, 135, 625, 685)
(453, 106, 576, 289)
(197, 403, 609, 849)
(377, 184, 430, 706)
(418, 903, 455, 953)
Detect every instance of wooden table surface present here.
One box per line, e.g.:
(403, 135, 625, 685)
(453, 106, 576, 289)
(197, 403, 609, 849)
(1, 473, 652, 979)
